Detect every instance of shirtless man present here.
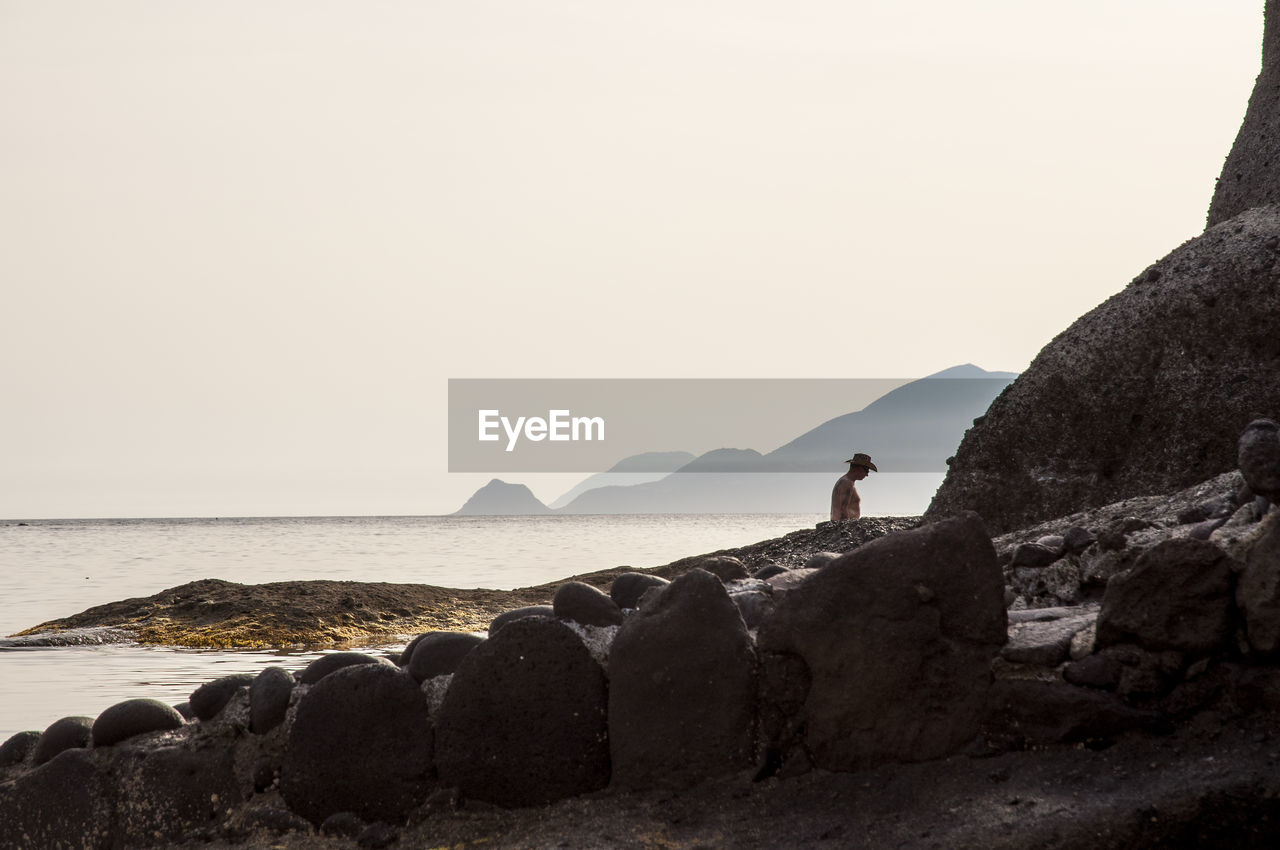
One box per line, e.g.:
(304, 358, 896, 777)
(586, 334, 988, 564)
(831, 453, 877, 522)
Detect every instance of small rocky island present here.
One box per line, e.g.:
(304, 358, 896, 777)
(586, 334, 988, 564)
(9, 4, 1280, 848)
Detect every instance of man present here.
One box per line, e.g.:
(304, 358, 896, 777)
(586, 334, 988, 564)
(831, 453, 877, 522)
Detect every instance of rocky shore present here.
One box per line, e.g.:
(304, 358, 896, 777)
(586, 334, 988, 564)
(5, 479, 1280, 848)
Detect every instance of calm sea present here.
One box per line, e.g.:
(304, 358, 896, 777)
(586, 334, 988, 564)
(0, 513, 829, 741)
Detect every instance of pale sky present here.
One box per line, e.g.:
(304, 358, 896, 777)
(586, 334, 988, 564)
(0, 1, 1264, 518)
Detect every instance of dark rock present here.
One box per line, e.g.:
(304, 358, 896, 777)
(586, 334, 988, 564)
(756, 651, 811, 776)
(280, 663, 432, 825)
(113, 737, 243, 846)
(230, 805, 313, 836)
(926, 207, 1280, 534)
(983, 679, 1169, 750)
(405, 632, 485, 683)
(253, 758, 278, 792)
(488, 605, 555, 636)
(695, 555, 750, 582)
(609, 572, 669, 610)
(1209, 1, 1280, 226)
(730, 589, 773, 629)
(0, 730, 40, 767)
(804, 551, 842, 570)
(764, 568, 818, 598)
(298, 652, 394, 685)
(397, 633, 426, 666)
(357, 822, 400, 848)
(1010, 542, 1061, 568)
(92, 697, 185, 747)
(321, 811, 366, 837)
(609, 569, 756, 789)
(1063, 653, 1123, 690)
(250, 665, 296, 734)
(1240, 419, 1280, 508)
(190, 673, 255, 721)
(1097, 529, 1128, 551)
(435, 617, 609, 807)
(1096, 538, 1237, 654)
(32, 715, 93, 766)
(751, 564, 790, 581)
(552, 581, 623, 627)
(1237, 512, 1280, 654)
(1062, 526, 1097, 554)
(1191, 517, 1231, 540)
(1229, 664, 1280, 712)
(173, 701, 194, 720)
(758, 513, 1005, 771)
(0, 749, 112, 850)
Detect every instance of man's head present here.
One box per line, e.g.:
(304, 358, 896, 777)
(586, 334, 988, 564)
(844, 453, 878, 479)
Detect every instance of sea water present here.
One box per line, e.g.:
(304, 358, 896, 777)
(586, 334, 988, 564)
(0, 512, 841, 740)
(0, 469, 949, 742)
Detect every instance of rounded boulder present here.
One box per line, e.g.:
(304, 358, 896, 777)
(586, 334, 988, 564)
(299, 652, 393, 685)
(250, 666, 296, 734)
(405, 632, 485, 683)
(92, 698, 186, 747)
(280, 662, 433, 825)
(190, 673, 255, 721)
(553, 581, 623, 627)
(32, 716, 93, 766)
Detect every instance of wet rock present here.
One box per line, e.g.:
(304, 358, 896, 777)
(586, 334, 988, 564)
(173, 701, 194, 720)
(298, 652, 394, 685)
(435, 616, 609, 807)
(190, 673, 255, 722)
(114, 737, 243, 846)
(32, 715, 93, 766)
(758, 513, 1005, 770)
(609, 573, 669, 610)
(751, 564, 790, 581)
(92, 698, 186, 747)
(1236, 511, 1280, 655)
(405, 632, 485, 684)
(280, 663, 433, 825)
(552, 581, 623, 627)
(250, 666, 296, 734)
(1096, 538, 1237, 654)
(610, 569, 756, 789)
(0, 730, 39, 767)
(0, 749, 112, 850)
(488, 605, 555, 636)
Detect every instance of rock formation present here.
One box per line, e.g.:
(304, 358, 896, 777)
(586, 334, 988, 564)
(928, 206, 1280, 533)
(1208, 0, 1280, 226)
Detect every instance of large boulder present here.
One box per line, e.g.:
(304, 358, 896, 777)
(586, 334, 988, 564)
(1209, 1, 1280, 226)
(434, 616, 609, 807)
(1096, 538, 1237, 655)
(608, 569, 756, 789)
(280, 663, 433, 825)
(927, 206, 1280, 533)
(757, 513, 1006, 771)
(113, 737, 243, 846)
(0, 749, 112, 850)
(1236, 511, 1280, 654)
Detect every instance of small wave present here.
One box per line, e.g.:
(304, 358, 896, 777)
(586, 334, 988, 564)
(0, 628, 136, 648)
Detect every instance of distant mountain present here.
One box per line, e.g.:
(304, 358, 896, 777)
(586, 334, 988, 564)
(556, 365, 1017, 514)
(548, 451, 694, 509)
(453, 479, 552, 516)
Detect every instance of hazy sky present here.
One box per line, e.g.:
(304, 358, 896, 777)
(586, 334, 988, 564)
(0, 1, 1264, 518)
